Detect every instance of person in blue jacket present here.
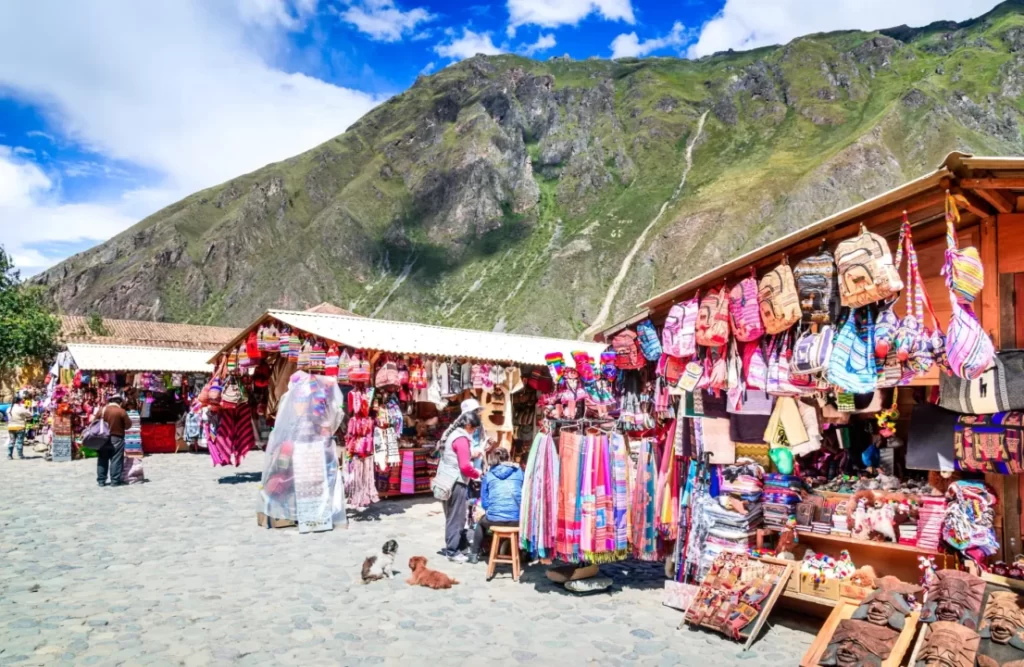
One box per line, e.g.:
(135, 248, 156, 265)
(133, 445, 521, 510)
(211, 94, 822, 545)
(469, 447, 523, 564)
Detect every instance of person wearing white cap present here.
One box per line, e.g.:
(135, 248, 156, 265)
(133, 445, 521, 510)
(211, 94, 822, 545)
(432, 399, 483, 563)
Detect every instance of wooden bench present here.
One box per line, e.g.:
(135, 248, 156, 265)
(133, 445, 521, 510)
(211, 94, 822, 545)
(487, 526, 521, 582)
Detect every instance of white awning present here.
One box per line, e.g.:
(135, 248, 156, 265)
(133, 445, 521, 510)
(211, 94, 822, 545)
(217, 310, 608, 367)
(67, 344, 216, 373)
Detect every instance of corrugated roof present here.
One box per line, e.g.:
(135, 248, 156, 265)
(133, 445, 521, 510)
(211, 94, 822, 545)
(60, 316, 240, 350)
(67, 344, 216, 373)
(215, 310, 608, 366)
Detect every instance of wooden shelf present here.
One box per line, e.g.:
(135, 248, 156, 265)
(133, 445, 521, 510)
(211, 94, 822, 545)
(781, 589, 838, 607)
(765, 526, 943, 556)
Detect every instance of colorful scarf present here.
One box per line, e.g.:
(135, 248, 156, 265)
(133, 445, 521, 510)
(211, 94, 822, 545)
(124, 410, 143, 458)
(655, 429, 680, 540)
(586, 434, 621, 562)
(630, 437, 660, 561)
(580, 434, 597, 559)
(520, 432, 560, 558)
(611, 433, 629, 556)
(556, 431, 584, 562)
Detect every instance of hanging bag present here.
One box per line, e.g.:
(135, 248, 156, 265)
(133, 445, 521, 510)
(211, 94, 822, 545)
(942, 192, 984, 305)
(758, 258, 802, 335)
(729, 270, 765, 342)
(82, 406, 111, 450)
(791, 325, 834, 376)
(662, 293, 699, 358)
(742, 339, 768, 391)
(636, 319, 663, 361)
(834, 224, 903, 308)
(939, 350, 1024, 414)
(828, 308, 878, 393)
(695, 285, 731, 348)
(942, 197, 994, 380)
(793, 248, 840, 325)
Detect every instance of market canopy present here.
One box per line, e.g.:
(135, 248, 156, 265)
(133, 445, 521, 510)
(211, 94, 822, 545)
(67, 344, 217, 373)
(213, 310, 608, 367)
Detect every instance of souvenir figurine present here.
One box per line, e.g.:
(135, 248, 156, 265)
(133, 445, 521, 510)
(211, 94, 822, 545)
(978, 591, 1024, 649)
(819, 619, 899, 667)
(915, 621, 981, 667)
(920, 570, 986, 628)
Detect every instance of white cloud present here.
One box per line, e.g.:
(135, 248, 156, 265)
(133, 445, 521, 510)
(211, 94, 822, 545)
(12, 146, 35, 156)
(688, 0, 1003, 58)
(420, 61, 437, 75)
(610, 21, 686, 59)
(25, 130, 54, 142)
(0, 0, 382, 275)
(519, 33, 556, 57)
(434, 28, 505, 60)
(339, 0, 435, 42)
(237, 0, 318, 30)
(506, 0, 634, 36)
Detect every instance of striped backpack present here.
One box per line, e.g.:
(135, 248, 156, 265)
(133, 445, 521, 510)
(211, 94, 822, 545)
(662, 294, 699, 358)
(942, 192, 984, 305)
(729, 271, 764, 342)
(757, 259, 802, 335)
(696, 286, 731, 348)
(636, 319, 663, 361)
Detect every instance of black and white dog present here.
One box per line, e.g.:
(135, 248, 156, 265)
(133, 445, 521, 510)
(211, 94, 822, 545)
(361, 539, 399, 583)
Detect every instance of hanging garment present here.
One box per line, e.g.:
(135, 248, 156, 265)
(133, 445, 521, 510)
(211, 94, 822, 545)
(520, 432, 560, 559)
(630, 437, 660, 561)
(210, 403, 256, 467)
(124, 410, 143, 458)
(555, 430, 584, 563)
(655, 433, 680, 541)
(611, 433, 630, 557)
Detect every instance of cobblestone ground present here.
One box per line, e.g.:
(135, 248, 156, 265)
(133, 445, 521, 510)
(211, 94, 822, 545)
(1, 447, 816, 666)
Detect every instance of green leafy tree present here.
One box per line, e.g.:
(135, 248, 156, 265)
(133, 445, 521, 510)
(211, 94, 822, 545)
(0, 246, 60, 374)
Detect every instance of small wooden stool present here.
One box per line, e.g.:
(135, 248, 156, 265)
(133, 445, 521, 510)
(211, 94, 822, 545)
(487, 526, 521, 582)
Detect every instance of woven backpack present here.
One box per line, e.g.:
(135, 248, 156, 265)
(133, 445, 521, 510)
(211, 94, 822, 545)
(834, 224, 903, 308)
(662, 294, 699, 358)
(729, 271, 764, 342)
(612, 330, 646, 370)
(696, 286, 730, 348)
(636, 319, 663, 361)
(793, 250, 840, 325)
(942, 192, 984, 305)
(757, 259, 801, 335)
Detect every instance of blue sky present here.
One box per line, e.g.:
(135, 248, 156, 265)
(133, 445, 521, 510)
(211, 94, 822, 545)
(0, 0, 1004, 277)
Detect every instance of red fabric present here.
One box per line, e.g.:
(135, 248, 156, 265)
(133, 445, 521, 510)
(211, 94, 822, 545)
(452, 436, 479, 479)
(141, 423, 177, 454)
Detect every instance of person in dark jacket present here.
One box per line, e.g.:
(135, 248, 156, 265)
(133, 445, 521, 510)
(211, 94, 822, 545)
(469, 448, 523, 564)
(95, 395, 132, 487)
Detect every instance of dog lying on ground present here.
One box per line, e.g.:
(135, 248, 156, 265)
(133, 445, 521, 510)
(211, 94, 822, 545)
(406, 556, 459, 589)
(361, 539, 398, 583)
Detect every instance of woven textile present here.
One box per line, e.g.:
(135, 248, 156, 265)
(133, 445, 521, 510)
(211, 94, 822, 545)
(400, 449, 416, 494)
(630, 437, 660, 561)
(520, 432, 560, 558)
(124, 410, 143, 458)
(555, 431, 584, 562)
(954, 412, 1024, 474)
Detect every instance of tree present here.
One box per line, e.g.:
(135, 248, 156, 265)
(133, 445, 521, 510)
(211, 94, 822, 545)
(0, 246, 60, 374)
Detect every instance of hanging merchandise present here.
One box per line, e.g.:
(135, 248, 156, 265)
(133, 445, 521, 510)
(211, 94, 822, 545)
(555, 429, 585, 563)
(793, 248, 840, 325)
(245, 330, 261, 364)
(942, 480, 999, 559)
(655, 431, 680, 541)
(743, 340, 768, 391)
(834, 223, 904, 308)
(545, 352, 565, 385)
(630, 436, 660, 561)
(324, 345, 340, 377)
(874, 301, 899, 360)
(695, 285, 731, 348)
(611, 329, 646, 370)
(209, 402, 256, 467)
(310, 340, 325, 374)
(828, 308, 878, 394)
(939, 350, 1024, 414)
(636, 319, 663, 362)
(790, 325, 833, 375)
(943, 207, 994, 380)
(729, 270, 765, 342)
(297, 339, 312, 371)
(953, 412, 1024, 474)
(942, 192, 984, 305)
(519, 431, 560, 559)
(349, 354, 371, 384)
(662, 293, 700, 358)
(579, 431, 628, 563)
(757, 258, 802, 335)
(337, 349, 351, 384)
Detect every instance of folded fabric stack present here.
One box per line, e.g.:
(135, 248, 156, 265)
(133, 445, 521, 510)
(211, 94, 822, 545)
(762, 473, 803, 527)
(702, 496, 763, 564)
(719, 458, 765, 504)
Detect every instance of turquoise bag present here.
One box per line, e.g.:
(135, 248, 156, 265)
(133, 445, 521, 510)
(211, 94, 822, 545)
(827, 308, 877, 394)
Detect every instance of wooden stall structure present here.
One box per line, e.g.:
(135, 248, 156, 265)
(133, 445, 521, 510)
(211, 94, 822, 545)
(600, 151, 1024, 606)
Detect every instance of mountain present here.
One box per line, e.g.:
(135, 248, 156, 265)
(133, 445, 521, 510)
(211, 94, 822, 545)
(34, 1, 1024, 338)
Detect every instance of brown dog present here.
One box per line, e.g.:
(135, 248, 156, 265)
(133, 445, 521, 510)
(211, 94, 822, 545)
(406, 556, 459, 589)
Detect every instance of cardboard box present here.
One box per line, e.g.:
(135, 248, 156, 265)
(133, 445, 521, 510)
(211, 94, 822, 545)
(839, 580, 873, 601)
(800, 572, 842, 601)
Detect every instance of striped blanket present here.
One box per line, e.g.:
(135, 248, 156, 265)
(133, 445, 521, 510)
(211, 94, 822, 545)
(630, 437, 660, 561)
(555, 431, 584, 562)
(520, 432, 560, 558)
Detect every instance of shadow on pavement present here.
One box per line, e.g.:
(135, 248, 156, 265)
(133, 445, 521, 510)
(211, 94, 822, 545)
(349, 495, 437, 522)
(217, 472, 262, 485)
(515, 559, 665, 596)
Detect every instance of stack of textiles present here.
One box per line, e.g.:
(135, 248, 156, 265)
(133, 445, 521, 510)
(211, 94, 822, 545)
(762, 473, 803, 528)
(414, 449, 432, 494)
(702, 497, 764, 561)
(124, 409, 143, 458)
(719, 458, 765, 505)
(400, 449, 416, 494)
(917, 497, 945, 551)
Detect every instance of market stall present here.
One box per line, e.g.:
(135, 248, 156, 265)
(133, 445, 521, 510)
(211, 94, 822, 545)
(205, 309, 605, 531)
(42, 344, 216, 459)
(574, 151, 1024, 656)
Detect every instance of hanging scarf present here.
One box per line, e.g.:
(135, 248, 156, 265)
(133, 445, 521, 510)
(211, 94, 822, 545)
(580, 433, 598, 559)
(556, 430, 584, 562)
(520, 432, 560, 559)
(587, 434, 622, 563)
(611, 433, 629, 556)
(656, 439, 680, 541)
(630, 437, 660, 561)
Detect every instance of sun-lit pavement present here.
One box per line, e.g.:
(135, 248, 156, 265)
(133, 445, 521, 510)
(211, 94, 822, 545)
(0, 448, 815, 666)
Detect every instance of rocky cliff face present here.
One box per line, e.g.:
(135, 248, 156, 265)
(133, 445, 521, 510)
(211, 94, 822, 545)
(34, 1, 1024, 337)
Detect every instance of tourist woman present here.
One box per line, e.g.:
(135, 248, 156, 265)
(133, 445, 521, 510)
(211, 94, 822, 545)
(434, 400, 483, 563)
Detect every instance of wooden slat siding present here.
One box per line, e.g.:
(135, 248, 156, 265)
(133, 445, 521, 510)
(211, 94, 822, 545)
(998, 214, 1024, 274)
(1000, 274, 1017, 350)
(1018, 275, 1024, 348)
(981, 216, 999, 348)
(1017, 195, 1024, 212)
(646, 194, 949, 322)
(961, 178, 1024, 189)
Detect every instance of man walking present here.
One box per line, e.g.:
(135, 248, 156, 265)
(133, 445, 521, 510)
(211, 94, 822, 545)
(96, 395, 131, 487)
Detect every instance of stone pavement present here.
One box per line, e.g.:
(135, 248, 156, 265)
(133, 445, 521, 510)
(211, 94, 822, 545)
(0, 449, 816, 666)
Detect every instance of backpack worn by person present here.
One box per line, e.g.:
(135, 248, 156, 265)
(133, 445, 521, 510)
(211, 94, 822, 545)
(662, 294, 699, 358)
(636, 319, 663, 361)
(612, 330, 646, 370)
(696, 286, 730, 348)
(793, 250, 840, 325)
(834, 224, 903, 308)
(758, 259, 801, 335)
(729, 271, 764, 342)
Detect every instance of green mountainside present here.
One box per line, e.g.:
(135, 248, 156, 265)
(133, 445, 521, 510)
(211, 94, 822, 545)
(35, 1, 1024, 337)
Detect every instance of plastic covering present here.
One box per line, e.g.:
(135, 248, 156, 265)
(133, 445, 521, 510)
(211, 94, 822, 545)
(256, 372, 346, 532)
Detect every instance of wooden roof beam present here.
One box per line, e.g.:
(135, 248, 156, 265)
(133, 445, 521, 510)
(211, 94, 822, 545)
(951, 189, 997, 219)
(973, 187, 1015, 214)
(961, 178, 1024, 190)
